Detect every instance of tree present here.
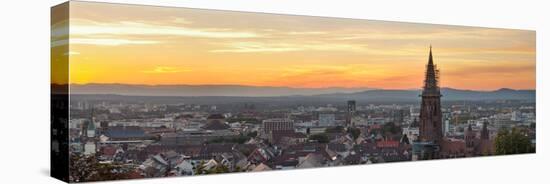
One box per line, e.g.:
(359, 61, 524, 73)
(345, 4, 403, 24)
(88, 163, 134, 181)
(494, 128, 533, 155)
(309, 133, 330, 143)
(206, 165, 229, 174)
(325, 126, 345, 133)
(69, 154, 97, 182)
(194, 160, 206, 175)
(246, 131, 258, 138)
(401, 134, 410, 144)
(382, 122, 400, 135)
(234, 166, 243, 172)
(69, 153, 134, 182)
(347, 127, 361, 140)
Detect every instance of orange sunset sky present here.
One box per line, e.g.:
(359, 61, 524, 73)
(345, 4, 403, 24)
(51, 1, 536, 91)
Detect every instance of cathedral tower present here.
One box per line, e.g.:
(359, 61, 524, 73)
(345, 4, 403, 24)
(418, 46, 443, 144)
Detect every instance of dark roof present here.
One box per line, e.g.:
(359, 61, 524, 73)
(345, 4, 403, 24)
(276, 159, 299, 167)
(287, 143, 325, 153)
(327, 143, 347, 152)
(271, 130, 307, 144)
(203, 121, 230, 130)
(104, 126, 147, 139)
(144, 144, 203, 156)
(201, 144, 235, 156)
(344, 153, 362, 164)
(176, 114, 194, 119)
(207, 114, 225, 119)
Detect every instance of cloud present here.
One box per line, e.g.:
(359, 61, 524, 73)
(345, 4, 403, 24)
(210, 41, 369, 53)
(330, 28, 519, 41)
(69, 19, 261, 38)
(72, 38, 159, 46)
(143, 66, 190, 74)
(64, 51, 80, 56)
(445, 63, 535, 77)
(51, 39, 68, 47)
(285, 31, 327, 35)
(51, 38, 159, 47)
(172, 17, 193, 24)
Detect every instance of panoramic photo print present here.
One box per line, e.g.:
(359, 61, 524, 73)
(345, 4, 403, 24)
(51, 1, 536, 182)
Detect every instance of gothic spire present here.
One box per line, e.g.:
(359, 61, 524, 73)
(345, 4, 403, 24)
(423, 45, 440, 96)
(418, 45, 443, 144)
(428, 45, 433, 65)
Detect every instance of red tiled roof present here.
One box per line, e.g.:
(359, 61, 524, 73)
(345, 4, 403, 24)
(440, 139, 466, 153)
(370, 124, 382, 129)
(376, 140, 399, 148)
(101, 146, 117, 156)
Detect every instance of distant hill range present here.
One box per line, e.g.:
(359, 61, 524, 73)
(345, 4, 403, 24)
(69, 84, 535, 103)
(69, 84, 374, 97)
(315, 87, 535, 101)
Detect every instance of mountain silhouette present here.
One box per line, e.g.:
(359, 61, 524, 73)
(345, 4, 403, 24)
(70, 84, 534, 103)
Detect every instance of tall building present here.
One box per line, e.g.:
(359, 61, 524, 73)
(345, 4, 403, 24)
(86, 121, 96, 138)
(464, 124, 476, 148)
(413, 46, 495, 160)
(413, 46, 444, 160)
(318, 113, 336, 127)
(346, 100, 356, 126)
(262, 118, 294, 137)
(444, 118, 450, 135)
(481, 121, 489, 140)
(418, 46, 443, 144)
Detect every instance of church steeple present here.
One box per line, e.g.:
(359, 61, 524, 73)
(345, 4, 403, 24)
(428, 45, 433, 65)
(422, 45, 440, 96)
(481, 121, 489, 140)
(418, 45, 443, 144)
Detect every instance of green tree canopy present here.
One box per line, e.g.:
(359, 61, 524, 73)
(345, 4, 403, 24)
(494, 128, 534, 155)
(382, 122, 400, 135)
(69, 153, 134, 182)
(325, 126, 345, 133)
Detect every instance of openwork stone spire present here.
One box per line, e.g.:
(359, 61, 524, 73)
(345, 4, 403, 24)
(422, 45, 441, 97)
(419, 45, 443, 143)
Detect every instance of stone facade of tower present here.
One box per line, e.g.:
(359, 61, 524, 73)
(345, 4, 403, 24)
(346, 100, 356, 127)
(414, 46, 496, 160)
(465, 124, 476, 154)
(481, 121, 489, 140)
(418, 46, 443, 144)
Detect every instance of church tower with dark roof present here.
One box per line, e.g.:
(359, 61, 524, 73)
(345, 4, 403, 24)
(481, 121, 490, 140)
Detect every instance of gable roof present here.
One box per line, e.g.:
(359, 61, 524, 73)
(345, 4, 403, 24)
(252, 163, 272, 172)
(297, 153, 324, 168)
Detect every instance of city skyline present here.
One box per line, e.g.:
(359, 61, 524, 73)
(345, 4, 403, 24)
(51, 2, 536, 182)
(51, 2, 536, 91)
